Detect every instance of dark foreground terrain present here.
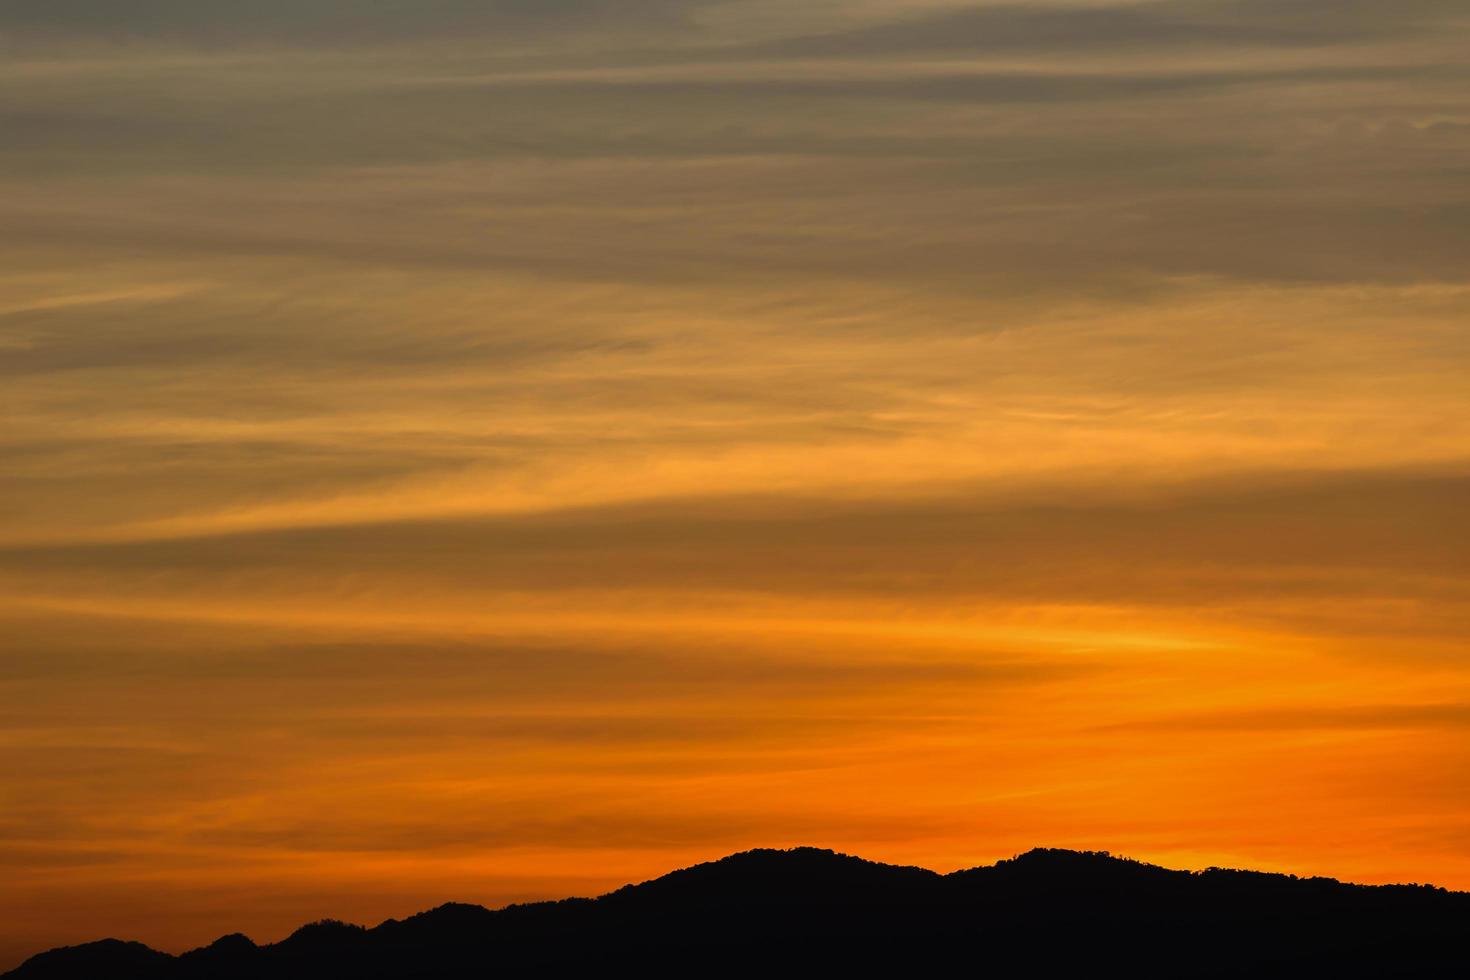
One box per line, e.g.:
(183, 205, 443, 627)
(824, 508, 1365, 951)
(8, 847, 1468, 977)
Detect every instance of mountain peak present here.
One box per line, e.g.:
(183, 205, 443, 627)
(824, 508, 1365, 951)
(996, 846, 1158, 871)
(606, 845, 938, 904)
(191, 933, 256, 953)
(7, 939, 173, 979)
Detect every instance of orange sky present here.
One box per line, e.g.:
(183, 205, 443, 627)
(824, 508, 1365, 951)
(3, 0, 1470, 969)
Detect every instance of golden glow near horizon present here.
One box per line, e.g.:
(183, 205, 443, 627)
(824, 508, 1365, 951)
(3, 0, 1470, 966)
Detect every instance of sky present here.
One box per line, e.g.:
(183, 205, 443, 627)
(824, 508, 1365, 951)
(3, 0, 1470, 966)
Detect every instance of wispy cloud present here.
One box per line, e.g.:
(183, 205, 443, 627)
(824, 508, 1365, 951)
(0, 0, 706, 46)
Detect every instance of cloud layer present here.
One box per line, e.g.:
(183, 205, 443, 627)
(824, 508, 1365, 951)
(3, 0, 1469, 968)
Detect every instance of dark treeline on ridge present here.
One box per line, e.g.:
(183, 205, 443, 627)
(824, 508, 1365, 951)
(9, 847, 1468, 978)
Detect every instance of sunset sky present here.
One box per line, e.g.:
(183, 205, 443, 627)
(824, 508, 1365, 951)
(3, 0, 1470, 967)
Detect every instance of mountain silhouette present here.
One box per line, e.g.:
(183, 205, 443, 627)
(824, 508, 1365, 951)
(8, 847, 1468, 977)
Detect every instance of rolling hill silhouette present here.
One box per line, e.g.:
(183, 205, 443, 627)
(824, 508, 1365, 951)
(8, 847, 1468, 977)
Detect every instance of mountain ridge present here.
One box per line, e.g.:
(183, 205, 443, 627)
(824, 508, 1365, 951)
(9, 846, 1468, 977)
